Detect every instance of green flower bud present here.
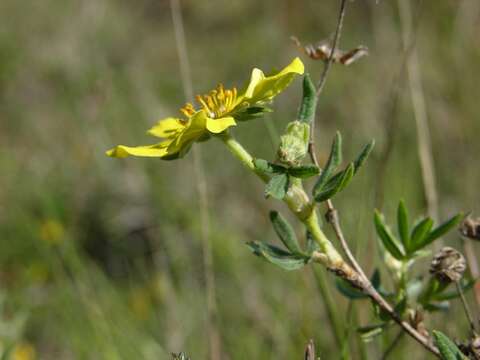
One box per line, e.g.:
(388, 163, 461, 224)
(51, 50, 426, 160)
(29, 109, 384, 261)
(277, 121, 310, 166)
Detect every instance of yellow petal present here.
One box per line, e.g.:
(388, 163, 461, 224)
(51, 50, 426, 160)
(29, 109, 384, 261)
(205, 116, 236, 134)
(106, 142, 170, 158)
(147, 117, 185, 138)
(243, 57, 304, 104)
(162, 111, 208, 154)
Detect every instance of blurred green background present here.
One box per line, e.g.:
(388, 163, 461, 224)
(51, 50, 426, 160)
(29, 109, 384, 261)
(1, 0, 479, 358)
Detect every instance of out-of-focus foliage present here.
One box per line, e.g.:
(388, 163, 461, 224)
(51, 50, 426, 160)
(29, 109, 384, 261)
(0, 0, 479, 359)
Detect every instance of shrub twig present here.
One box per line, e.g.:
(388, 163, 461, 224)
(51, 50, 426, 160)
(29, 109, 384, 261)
(308, 0, 441, 356)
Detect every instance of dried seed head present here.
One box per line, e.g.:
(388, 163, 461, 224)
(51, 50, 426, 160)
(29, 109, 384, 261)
(430, 247, 467, 283)
(470, 337, 480, 359)
(460, 216, 480, 241)
(458, 337, 480, 359)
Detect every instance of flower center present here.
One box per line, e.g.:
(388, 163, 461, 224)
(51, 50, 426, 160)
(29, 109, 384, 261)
(180, 84, 238, 119)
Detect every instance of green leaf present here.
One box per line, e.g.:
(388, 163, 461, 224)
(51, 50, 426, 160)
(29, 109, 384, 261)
(353, 139, 375, 174)
(432, 330, 467, 360)
(314, 163, 354, 202)
(394, 297, 408, 316)
(397, 200, 410, 251)
(269, 211, 302, 254)
(433, 279, 476, 301)
(288, 164, 320, 178)
(419, 277, 450, 305)
(371, 269, 381, 289)
(306, 231, 320, 254)
(424, 302, 450, 312)
(410, 217, 434, 252)
(410, 249, 431, 260)
(298, 74, 317, 124)
(358, 324, 387, 342)
(265, 173, 289, 199)
(313, 132, 342, 195)
(247, 241, 308, 271)
(336, 270, 381, 300)
(374, 210, 405, 260)
(234, 105, 272, 121)
(336, 278, 367, 299)
(253, 158, 286, 175)
(419, 213, 464, 249)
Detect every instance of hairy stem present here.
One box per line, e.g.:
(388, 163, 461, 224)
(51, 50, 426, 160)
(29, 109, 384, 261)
(221, 131, 440, 355)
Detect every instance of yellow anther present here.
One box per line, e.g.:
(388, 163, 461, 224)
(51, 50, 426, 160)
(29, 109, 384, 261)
(196, 95, 210, 112)
(180, 103, 195, 117)
(189, 84, 238, 119)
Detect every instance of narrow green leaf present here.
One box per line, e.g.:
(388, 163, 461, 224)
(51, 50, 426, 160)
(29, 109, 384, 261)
(253, 158, 286, 175)
(314, 163, 354, 202)
(420, 213, 464, 249)
(423, 302, 450, 312)
(247, 241, 308, 271)
(410, 217, 434, 252)
(394, 297, 408, 316)
(298, 74, 317, 124)
(433, 279, 476, 301)
(397, 200, 410, 251)
(353, 139, 375, 174)
(288, 164, 320, 178)
(265, 173, 289, 199)
(374, 210, 405, 260)
(432, 330, 467, 360)
(234, 105, 272, 121)
(269, 211, 302, 254)
(313, 132, 342, 195)
(358, 324, 387, 342)
(306, 231, 320, 254)
(419, 277, 449, 305)
(371, 269, 381, 289)
(336, 278, 367, 299)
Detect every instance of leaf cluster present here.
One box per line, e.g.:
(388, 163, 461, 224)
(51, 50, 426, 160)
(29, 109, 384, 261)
(247, 211, 319, 270)
(312, 132, 374, 202)
(374, 200, 463, 261)
(254, 159, 319, 199)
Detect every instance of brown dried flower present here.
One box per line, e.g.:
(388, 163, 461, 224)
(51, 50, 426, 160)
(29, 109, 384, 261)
(290, 36, 368, 65)
(458, 336, 480, 359)
(430, 247, 467, 283)
(460, 216, 480, 241)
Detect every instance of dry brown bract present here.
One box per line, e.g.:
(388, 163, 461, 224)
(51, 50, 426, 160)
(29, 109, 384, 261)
(460, 216, 480, 240)
(291, 36, 368, 65)
(430, 247, 467, 283)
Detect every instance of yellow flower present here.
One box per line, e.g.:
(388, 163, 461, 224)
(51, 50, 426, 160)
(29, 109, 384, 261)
(107, 58, 304, 159)
(12, 342, 35, 360)
(39, 219, 65, 246)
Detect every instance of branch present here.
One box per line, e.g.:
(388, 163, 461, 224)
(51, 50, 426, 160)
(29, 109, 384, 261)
(308, 0, 347, 166)
(307, 0, 440, 357)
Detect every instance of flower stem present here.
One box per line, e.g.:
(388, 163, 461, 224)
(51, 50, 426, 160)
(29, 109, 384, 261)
(219, 132, 269, 182)
(219, 132, 346, 271)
